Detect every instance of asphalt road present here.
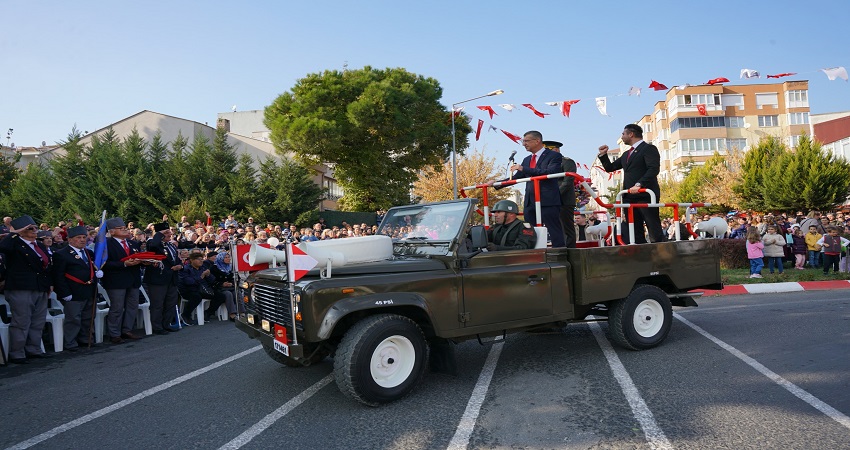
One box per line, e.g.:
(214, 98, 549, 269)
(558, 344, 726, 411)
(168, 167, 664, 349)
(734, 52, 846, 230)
(1, 291, 849, 450)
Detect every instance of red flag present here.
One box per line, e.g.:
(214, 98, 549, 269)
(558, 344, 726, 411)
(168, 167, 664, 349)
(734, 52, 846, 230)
(475, 119, 483, 141)
(477, 105, 497, 119)
(561, 99, 580, 117)
(706, 77, 730, 85)
(451, 109, 462, 119)
(522, 104, 550, 118)
(235, 244, 270, 272)
(767, 72, 796, 79)
(696, 104, 707, 115)
(501, 129, 522, 143)
(649, 80, 668, 91)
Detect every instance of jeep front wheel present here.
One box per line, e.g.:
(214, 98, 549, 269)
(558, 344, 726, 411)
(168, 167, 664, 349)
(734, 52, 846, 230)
(607, 284, 672, 350)
(333, 314, 428, 406)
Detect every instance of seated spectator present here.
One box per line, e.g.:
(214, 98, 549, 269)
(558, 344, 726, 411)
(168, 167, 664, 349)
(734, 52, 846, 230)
(209, 252, 237, 321)
(301, 228, 319, 242)
(177, 251, 226, 325)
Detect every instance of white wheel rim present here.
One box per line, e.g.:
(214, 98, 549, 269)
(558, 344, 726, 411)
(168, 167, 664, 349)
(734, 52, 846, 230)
(633, 299, 664, 338)
(370, 335, 416, 388)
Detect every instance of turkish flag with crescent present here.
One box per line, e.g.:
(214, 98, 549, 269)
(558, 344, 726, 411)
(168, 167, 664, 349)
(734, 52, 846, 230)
(234, 244, 270, 272)
(696, 104, 707, 116)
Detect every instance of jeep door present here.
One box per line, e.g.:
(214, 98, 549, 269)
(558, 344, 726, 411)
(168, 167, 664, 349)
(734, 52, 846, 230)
(460, 249, 552, 327)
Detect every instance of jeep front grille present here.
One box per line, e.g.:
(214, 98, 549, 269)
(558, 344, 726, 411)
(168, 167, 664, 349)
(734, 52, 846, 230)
(251, 283, 301, 330)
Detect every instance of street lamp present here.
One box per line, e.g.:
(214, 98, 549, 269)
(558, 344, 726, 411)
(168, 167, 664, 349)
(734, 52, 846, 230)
(451, 89, 504, 199)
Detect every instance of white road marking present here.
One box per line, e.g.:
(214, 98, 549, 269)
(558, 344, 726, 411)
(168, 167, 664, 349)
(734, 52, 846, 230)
(588, 321, 672, 450)
(675, 313, 850, 431)
(219, 374, 333, 449)
(447, 341, 505, 450)
(6, 345, 263, 450)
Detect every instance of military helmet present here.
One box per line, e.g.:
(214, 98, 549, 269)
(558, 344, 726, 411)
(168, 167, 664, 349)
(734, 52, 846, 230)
(492, 200, 519, 214)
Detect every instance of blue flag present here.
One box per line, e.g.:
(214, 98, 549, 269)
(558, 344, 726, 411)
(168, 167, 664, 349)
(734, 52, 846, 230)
(94, 210, 108, 270)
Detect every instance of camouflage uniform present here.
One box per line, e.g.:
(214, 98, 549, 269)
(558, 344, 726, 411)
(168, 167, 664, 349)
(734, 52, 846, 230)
(487, 219, 537, 251)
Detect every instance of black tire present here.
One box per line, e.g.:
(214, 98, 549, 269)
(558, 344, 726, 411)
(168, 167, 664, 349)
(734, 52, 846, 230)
(607, 284, 672, 350)
(333, 314, 428, 406)
(262, 342, 328, 367)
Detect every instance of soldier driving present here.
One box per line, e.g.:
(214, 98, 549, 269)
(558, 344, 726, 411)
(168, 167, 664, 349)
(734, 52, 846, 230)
(486, 200, 537, 251)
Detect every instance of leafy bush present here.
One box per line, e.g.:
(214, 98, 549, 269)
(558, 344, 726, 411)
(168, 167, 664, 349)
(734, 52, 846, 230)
(716, 238, 748, 269)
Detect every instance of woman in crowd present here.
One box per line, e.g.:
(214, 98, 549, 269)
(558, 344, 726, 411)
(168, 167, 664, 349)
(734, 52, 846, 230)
(209, 252, 238, 321)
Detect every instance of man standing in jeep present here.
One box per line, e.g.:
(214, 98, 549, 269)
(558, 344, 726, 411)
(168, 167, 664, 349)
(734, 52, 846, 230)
(486, 200, 537, 251)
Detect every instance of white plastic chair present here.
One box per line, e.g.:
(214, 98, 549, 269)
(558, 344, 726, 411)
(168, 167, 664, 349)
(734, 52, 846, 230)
(46, 292, 65, 352)
(137, 286, 153, 336)
(179, 296, 210, 325)
(0, 294, 10, 361)
(216, 304, 228, 321)
(94, 286, 109, 344)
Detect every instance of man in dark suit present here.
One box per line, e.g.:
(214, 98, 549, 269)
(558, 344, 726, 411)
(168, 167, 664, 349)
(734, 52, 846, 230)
(598, 124, 664, 244)
(144, 222, 183, 334)
(52, 225, 97, 351)
(545, 140, 578, 248)
(489, 131, 566, 248)
(102, 217, 143, 344)
(0, 215, 53, 363)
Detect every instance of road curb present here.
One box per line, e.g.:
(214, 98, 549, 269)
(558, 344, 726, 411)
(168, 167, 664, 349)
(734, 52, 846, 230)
(696, 279, 850, 296)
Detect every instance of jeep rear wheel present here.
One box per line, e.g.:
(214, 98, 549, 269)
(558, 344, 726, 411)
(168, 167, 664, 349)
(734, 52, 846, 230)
(333, 314, 428, 406)
(607, 284, 672, 350)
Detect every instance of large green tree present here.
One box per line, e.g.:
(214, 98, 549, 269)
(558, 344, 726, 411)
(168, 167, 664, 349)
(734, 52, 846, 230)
(761, 135, 850, 211)
(734, 135, 785, 211)
(264, 66, 472, 211)
(253, 158, 325, 227)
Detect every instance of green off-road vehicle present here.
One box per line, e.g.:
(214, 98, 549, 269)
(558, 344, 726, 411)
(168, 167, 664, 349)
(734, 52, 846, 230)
(235, 199, 722, 405)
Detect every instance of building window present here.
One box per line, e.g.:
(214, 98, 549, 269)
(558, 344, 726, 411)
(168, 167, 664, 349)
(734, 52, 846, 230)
(725, 138, 748, 151)
(755, 93, 779, 109)
(787, 135, 802, 148)
(722, 94, 745, 109)
(678, 138, 725, 154)
(726, 117, 745, 128)
(758, 115, 779, 127)
(656, 109, 667, 120)
(670, 116, 728, 132)
(678, 93, 721, 107)
(644, 122, 653, 133)
(786, 90, 809, 108)
(788, 112, 809, 125)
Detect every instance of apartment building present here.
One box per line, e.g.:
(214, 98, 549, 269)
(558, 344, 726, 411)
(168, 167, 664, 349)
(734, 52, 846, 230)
(636, 80, 811, 181)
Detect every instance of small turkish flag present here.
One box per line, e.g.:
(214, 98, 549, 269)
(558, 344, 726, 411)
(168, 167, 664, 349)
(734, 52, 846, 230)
(767, 72, 796, 79)
(561, 100, 580, 117)
(649, 80, 668, 91)
(706, 77, 730, 85)
(273, 323, 288, 345)
(522, 104, 550, 118)
(477, 105, 497, 119)
(697, 104, 707, 115)
(286, 243, 318, 282)
(235, 244, 270, 272)
(501, 129, 522, 144)
(475, 119, 484, 141)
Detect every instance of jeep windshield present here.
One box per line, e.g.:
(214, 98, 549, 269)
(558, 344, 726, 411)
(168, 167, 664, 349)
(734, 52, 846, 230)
(377, 201, 471, 244)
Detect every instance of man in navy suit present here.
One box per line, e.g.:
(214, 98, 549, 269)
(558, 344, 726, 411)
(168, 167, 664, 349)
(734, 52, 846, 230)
(52, 225, 98, 351)
(598, 124, 664, 244)
(490, 130, 566, 248)
(102, 217, 143, 343)
(143, 222, 183, 334)
(0, 215, 53, 363)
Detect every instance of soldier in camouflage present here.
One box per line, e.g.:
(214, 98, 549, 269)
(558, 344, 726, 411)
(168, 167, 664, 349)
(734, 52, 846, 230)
(486, 200, 538, 251)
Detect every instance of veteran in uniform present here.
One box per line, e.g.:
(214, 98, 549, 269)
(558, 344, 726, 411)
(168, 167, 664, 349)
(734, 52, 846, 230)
(486, 200, 537, 251)
(52, 225, 98, 351)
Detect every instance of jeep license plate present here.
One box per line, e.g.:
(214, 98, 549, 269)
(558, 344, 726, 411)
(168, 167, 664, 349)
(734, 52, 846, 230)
(273, 339, 289, 356)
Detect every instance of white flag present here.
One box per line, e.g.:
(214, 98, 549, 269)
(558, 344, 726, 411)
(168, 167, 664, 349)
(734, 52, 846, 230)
(498, 104, 516, 111)
(740, 68, 760, 79)
(822, 66, 848, 81)
(452, 106, 464, 113)
(595, 97, 608, 116)
(628, 86, 641, 96)
(676, 84, 692, 90)
(488, 125, 498, 132)
(544, 101, 559, 106)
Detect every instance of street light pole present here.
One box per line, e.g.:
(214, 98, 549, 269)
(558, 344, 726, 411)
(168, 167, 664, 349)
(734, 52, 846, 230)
(451, 89, 504, 199)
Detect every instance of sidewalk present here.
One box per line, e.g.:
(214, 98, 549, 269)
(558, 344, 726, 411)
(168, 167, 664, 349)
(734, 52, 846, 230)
(696, 279, 850, 296)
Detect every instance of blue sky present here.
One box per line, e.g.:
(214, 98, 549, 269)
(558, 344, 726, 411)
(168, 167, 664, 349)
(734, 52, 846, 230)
(3, 0, 848, 173)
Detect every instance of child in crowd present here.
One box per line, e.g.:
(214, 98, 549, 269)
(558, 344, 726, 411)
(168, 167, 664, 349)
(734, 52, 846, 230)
(790, 226, 807, 269)
(746, 226, 765, 279)
(805, 225, 823, 268)
(761, 225, 785, 274)
(816, 226, 849, 274)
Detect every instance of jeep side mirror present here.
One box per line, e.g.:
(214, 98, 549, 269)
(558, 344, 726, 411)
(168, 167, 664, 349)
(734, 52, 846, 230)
(469, 225, 488, 249)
